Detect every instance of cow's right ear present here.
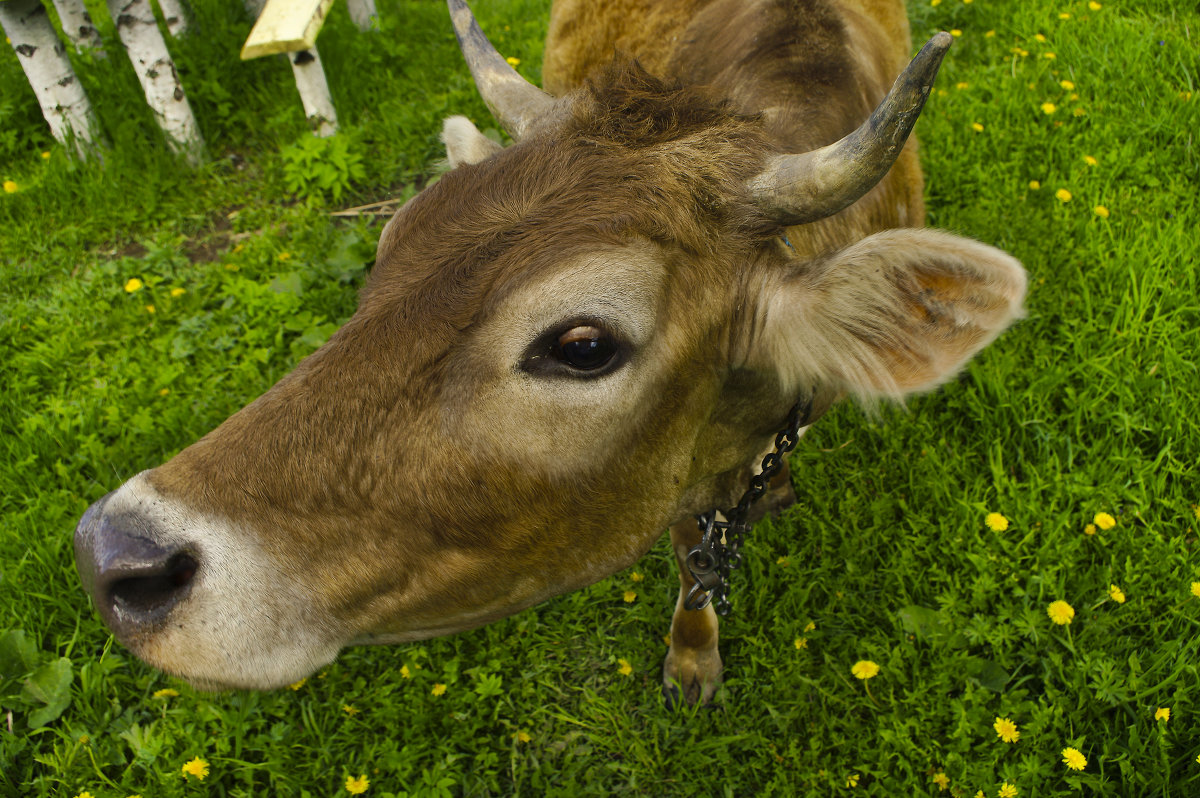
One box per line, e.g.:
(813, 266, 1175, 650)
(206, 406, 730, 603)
(750, 228, 1026, 403)
(441, 116, 503, 167)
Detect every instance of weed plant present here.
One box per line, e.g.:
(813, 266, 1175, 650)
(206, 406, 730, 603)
(1, 0, 1198, 795)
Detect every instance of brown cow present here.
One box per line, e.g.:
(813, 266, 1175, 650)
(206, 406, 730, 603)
(74, 0, 1025, 705)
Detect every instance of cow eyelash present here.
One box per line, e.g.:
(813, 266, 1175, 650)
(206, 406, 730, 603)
(520, 318, 629, 379)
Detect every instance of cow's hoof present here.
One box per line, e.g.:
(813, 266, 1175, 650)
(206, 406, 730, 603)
(661, 653, 721, 708)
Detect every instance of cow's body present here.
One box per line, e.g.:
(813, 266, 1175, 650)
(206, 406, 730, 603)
(74, 0, 1025, 702)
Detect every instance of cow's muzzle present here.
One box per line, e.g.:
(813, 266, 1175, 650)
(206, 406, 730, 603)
(75, 491, 199, 641)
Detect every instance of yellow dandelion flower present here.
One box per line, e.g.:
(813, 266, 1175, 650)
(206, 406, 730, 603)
(972, 122, 985, 132)
(1191, 582, 1200, 598)
(851, 660, 879, 680)
(994, 716, 1020, 743)
(985, 30, 996, 38)
(847, 773, 860, 787)
(157, 387, 170, 395)
(1109, 584, 1125, 603)
(630, 571, 644, 582)
(930, 0, 941, 6)
(1061, 747, 1087, 770)
(1059, 12, 1071, 18)
(1073, 107, 1086, 117)
(42, 151, 51, 159)
(963, 0, 973, 4)
(1094, 512, 1115, 530)
(515, 730, 531, 743)
(998, 783, 1018, 798)
(288, 677, 307, 690)
(431, 683, 447, 696)
(1047, 600, 1075, 625)
(1195, 752, 1200, 764)
(277, 251, 292, 261)
(170, 287, 186, 297)
(1029, 180, 1041, 190)
(1055, 188, 1072, 203)
(1192, 504, 1200, 520)
(342, 704, 359, 715)
(1044, 52, 1057, 59)
(1034, 34, 1047, 43)
(400, 664, 411, 679)
(153, 688, 179, 698)
(1155, 706, 1170, 722)
(1041, 102, 1057, 115)
(956, 82, 969, 90)
(506, 56, 521, 67)
(617, 658, 633, 676)
(3, 180, 17, 194)
(1182, 92, 1194, 101)
(976, 793, 986, 798)
(985, 513, 1009, 532)
(776, 555, 791, 566)
(623, 590, 637, 603)
(345, 774, 369, 794)
(1084, 155, 1098, 166)
(1083, 523, 1097, 535)
(804, 621, 816, 632)
(1094, 206, 1110, 218)
(74, 792, 93, 798)
(794, 637, 808, 649)
(145, 305, 156, 314)
(181, 757, 209, 780)
(1061, 80, 1075, 90)
(1089, 1, 1101, 8)
(933, 772, 950, 790)
(124, 278, 144, 293)
(950, 29, 962, 37)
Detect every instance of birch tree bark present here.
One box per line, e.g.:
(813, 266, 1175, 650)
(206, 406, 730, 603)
(107, 0, 203, 163)
(48, 0, 105, 54)
(0, 0, 98, 155)
(155, 0, 188, 37)
(290, 46, 337, 137)
(346, 0, 376, 31)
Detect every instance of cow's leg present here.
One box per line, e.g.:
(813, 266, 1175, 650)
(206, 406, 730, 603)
(663, 470, 796, 706)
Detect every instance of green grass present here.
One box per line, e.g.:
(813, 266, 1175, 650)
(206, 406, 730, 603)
(2, 0, 1199, 795)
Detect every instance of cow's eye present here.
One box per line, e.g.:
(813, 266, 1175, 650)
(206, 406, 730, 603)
(554, 326, 617, 370)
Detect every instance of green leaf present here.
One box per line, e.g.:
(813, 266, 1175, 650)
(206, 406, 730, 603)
(962, 656, 1010, 693)
(21, 657, 72, 727)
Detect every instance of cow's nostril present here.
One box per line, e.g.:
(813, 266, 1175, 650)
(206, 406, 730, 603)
(108, 551, 199, 619)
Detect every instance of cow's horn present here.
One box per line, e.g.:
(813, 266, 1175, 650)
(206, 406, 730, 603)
(447, 0, 554, 141)
(748, 32, 953, 225)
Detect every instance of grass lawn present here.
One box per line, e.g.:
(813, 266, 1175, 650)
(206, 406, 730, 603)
(2, 0, 1198, 795)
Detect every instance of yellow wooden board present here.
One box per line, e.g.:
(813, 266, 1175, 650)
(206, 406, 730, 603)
(240, 0, 336, 59)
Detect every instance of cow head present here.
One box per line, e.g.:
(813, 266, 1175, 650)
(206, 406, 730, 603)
(74, 4, 1024, 690)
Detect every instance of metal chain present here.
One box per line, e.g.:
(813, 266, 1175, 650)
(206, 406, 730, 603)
(684, 396, 813, 616)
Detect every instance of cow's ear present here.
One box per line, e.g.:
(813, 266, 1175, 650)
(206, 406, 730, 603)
(441, 116, 503, 167)
(753, 229, 1026, 402)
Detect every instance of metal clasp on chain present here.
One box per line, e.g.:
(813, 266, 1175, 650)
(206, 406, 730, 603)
(684, 395, 813, 615)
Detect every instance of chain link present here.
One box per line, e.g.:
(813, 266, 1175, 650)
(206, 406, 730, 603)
(684, 396, 813, 616)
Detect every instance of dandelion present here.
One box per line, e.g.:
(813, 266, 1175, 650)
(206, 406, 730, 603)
(972, 122, 985, 132)
(42, 151, 51, 159)
(851, 660, 879, 680)
(124, 278, 144, 293)
(623, 590, 637, 603)
(506, 56, 521, 67)
(1109, 584, 1126, 603)
(933, 772, 950, 790)
(776, 555, 790, 566)
(145, 305, 156, 314)
(1061, 80, 1075, 90)
(1084, 155, 1098, 166)
(277, 251, 291, 261)
(400, 664, 411, 679)
(1055, 188, 1072, 203)
(345, 774, 369, 794)
(342, 704, 359, 715)
(153, 688, 179, 698)
(1191, 582, 1200, 598)
(998, 783, 1018, 798)
(931, 0, 941, 6)
(804, 621, 816, 632)
(985, 513, 1009, 532)
(73, 793, 93, 798)
(1044, 52, 1057, 59)
(994, 716, 1020, 743)
(1073, 107, 1086, 117)
(1089, 1, 1101, 8)
(794, 637, 808, 649)
(950, 29, 962, 37)
(1094, 206, 1110, 218)
(181, 757, 209, 781)
(1041, 102, 1057, 115)
(1034, 34, 1047, 42)
(3, 180, 17, 194)
(631, 571, 644, 582)
(1083, 523, 1097, 535)
(1047, 600, 1075, 625)
(288, 678, 307, 690)
(170, 287, 186, 297)
(1094, 512, 1115, 530)
(1059, 12, 1071, 18)
(515, 730, 531, 743)
(617, 658, 633, 676)
(1061, 747, 1087, 770)
(956, 82, 969, 90)
(985, 30, 996, 38)
(963, 0, 973, 4)
(847, 774, 860, 787)
(1192, 505, 1200, 520)
(431, 683, 447, 696)
(1029, 180, 1041, 190)
(1155, 707, 1170, 722)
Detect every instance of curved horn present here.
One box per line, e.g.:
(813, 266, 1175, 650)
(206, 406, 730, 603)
(446, 0, 554, 140)
(749, 32, 954, 225)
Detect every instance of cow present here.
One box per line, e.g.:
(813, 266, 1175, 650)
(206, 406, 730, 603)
(74, 0, 1025, 706)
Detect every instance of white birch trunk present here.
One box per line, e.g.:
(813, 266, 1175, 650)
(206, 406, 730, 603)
(346, 0, 376, 31)
(290, 46, 337, 137)
(155, 0, 188, 37)
(242, 0, 266, 19)
(0, 0, 98, 155)
(107, 0, 204, 163)
(49, 0, 105, 54)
